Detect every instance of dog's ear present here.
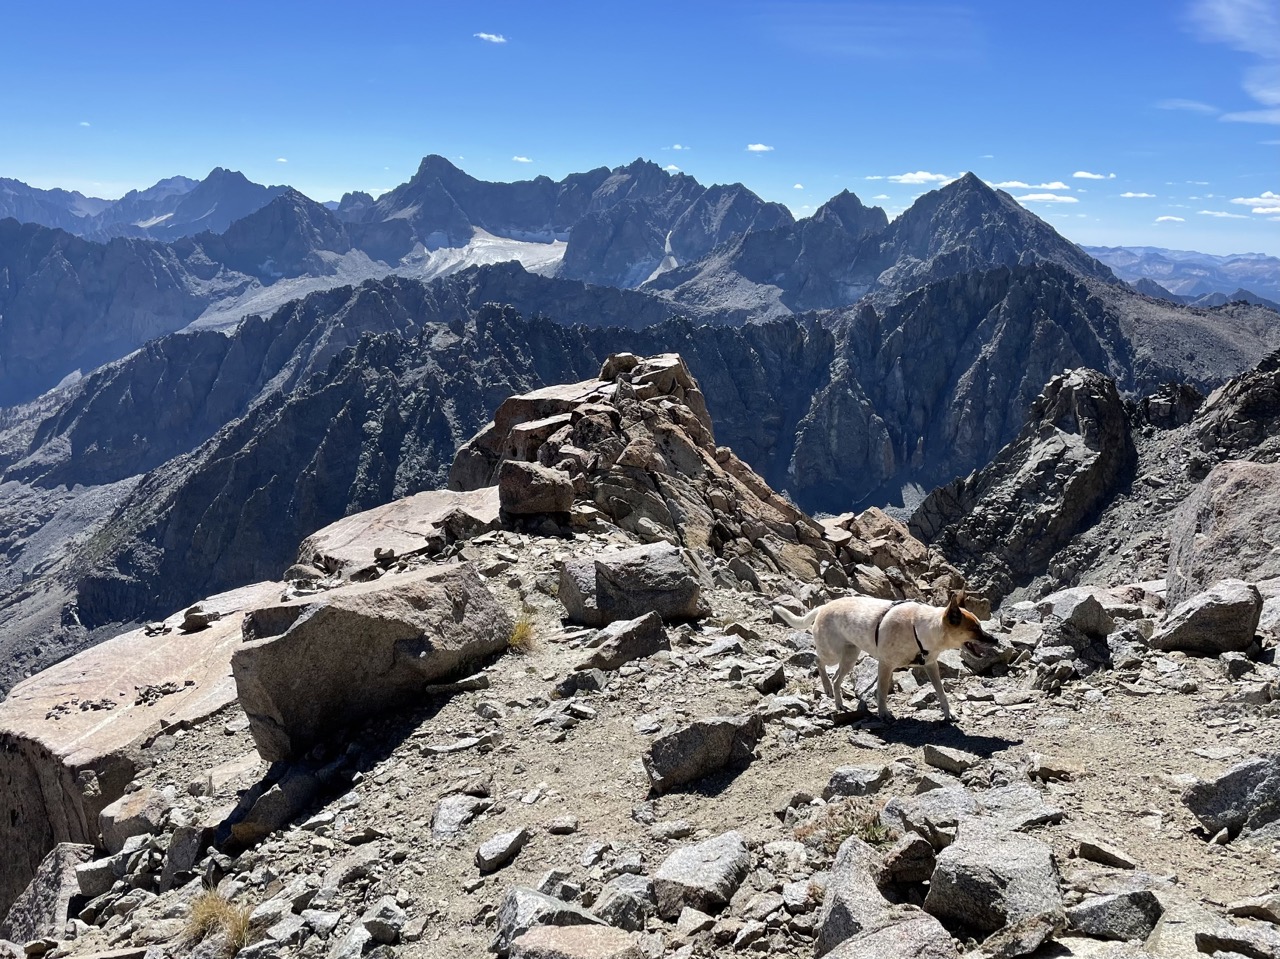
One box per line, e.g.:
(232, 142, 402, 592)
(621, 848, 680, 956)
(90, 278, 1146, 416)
(946, 590, 965, 625)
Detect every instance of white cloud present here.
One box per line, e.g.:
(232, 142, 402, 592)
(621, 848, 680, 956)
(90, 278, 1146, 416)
(512, 155, 532, 163)
(864, 175, 885, 180)
(1014, 193, 1080, 203)
(1198, 209, 1251, 218)
(474, 32, 507, 43)
(746, 143, 774, 152)
(1073, 170, 1116, 179)
(1120, 191, 1157, 198)
(887, 170, 951, 184)
(1229, 189, 1280, 213)
(872, 194, 890, 200)
(990, 180, 1070, 190)
(1156, 98, 1220, 113)
(793, 183, 804, 189)
(670, 143, 690, 151)
(1189, 0, 1280, 124)
(1155, 216, 1186, 222)
(664, 164, 680, 172)
(1187, 180, 1211, 184)
(980, 153, 995, 158)
(79, 121, 90, 128)
(275, 157, 288, 163)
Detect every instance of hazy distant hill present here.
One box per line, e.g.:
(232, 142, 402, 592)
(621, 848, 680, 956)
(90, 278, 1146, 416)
(1087, 244, 1280, 302)
(0, 169, 287, 242)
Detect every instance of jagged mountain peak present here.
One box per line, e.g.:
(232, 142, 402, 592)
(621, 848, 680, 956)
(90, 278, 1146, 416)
(412, 154, 468, 181)
(811, 189, 887, 236)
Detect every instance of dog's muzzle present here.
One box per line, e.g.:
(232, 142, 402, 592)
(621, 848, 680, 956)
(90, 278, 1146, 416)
(963, 632, 1000, 659)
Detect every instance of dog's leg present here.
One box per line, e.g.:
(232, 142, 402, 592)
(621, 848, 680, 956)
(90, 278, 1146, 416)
(817, 663, 834, 701)
(876, 661, 895, 720)
(924, 660, 954, 722)
(829, 646, 861, 712)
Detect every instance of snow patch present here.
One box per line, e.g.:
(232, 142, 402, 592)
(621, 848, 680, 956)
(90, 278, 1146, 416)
(134, 213, 174, 229)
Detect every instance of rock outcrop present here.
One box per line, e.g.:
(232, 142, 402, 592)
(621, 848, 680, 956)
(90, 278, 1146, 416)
(450, 352, 839, 583)
(0, 580, 279, 917)
(1166, 461, 1280, 607)
(1192, 348, 1280, 466)
(910, 369, 1136, 603)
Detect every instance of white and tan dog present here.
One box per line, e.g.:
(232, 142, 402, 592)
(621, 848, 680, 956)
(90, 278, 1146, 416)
(773, 591, 997, 721)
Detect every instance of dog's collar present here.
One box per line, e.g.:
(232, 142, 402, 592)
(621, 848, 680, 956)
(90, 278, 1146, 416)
(873, 600, 931, 665)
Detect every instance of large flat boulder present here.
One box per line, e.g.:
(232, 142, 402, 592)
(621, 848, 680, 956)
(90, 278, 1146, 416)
(1182, 754, 1280, 843)
(652, 831, 750, 920)
(642, 714, 763, 795)
(825, 914, 959, 959)
(0, 842, 93, 944)
(491, 888, 606, 958)
(923, 819, 1062, 935)
(1167, 461, 1280, 607)
(559, 542, 710, 627)
(815, 836, 892, 956)
(233, 563, 511, 761)
(0, 580, 279, 920)
(1149, 579, 1262, 656)
(295, 487, 500, 579)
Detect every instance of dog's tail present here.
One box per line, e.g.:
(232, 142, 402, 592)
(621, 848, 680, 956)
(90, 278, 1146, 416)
(773, 604, 819, 630)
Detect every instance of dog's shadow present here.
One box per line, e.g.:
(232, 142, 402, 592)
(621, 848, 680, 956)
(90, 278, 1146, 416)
(858, 716, 1021, 756)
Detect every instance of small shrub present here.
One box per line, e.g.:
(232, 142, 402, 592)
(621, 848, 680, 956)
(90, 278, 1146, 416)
(508, 608, 539, 654)
(185, 891, 253, 957)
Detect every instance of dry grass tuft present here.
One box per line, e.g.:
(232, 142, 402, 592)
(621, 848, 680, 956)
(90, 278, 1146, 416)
(508, 608, 539, 654)
(794, 798, 896, 855)
(185, 891, 253, 957)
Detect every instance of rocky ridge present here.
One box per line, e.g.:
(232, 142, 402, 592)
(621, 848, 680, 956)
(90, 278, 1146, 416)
(1, 355, 1279, 959)
(4, 259, 1280, 695)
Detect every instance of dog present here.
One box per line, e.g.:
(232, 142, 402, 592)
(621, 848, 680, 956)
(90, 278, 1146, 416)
(773, 590, 998, 722)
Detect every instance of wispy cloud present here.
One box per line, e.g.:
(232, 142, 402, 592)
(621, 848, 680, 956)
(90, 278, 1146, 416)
(872, 194, 890, 200)
(78, 121, 90, 128)
(1073, 170, 1116, 179)
(667, 143, 691, 151)
(1014, 193, 1080, 203)
(1188, 0, 1280, 124)
(1120, 191, 1157, 198)
(1156, 98, 1220, 114)
(512, 155, 532, 163)
(758, 3, 983, 64)
(1230, 189, 1280, 212)
(746, 143, 775, 152)
(990, 180, 1070, 190)
(887, 170, 952, 184)
(474, 32, 507, 43)
(1156, 215, 1186, 222)
(275, 157, 288, 163)
(663, 164, 680, 172)
(1198, 209, 1251, 217)
(793, 183, 804, 189)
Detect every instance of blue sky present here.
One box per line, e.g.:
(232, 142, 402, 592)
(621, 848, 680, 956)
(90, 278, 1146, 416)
(1, 0, 1277, 255)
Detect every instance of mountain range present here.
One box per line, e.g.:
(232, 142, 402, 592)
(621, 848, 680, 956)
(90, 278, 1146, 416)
(1, 155, 1279, 695)
(1, 159, 1128, 408)
(1087, 244, 1280, 303)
